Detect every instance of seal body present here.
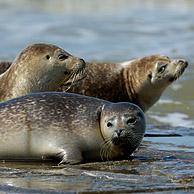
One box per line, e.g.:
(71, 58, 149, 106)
(0, 55, 187, 111)
(0, 92, 145, 164)
(0, 43, 85, 101)
(63, 55, 188, 111)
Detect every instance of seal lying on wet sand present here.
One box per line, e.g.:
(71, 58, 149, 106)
(0, 92, 145, 164)
(0, 43, 85, 101)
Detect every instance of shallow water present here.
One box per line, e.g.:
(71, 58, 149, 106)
(0, 0, 194, 193)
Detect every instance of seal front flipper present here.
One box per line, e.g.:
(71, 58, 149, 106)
(57, 147, 83, 165)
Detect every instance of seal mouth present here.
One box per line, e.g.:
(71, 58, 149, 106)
(169, 60, 188, 82)
(63, 67, 86, 91)
(111, 134, 139, 157)
(111, 129, 128, 146)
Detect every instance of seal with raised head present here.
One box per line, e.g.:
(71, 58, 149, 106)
(0, 43, 85, 101)
(0, 92, 145, 164)
(0, 55, 187, 111)
(63, 55, 188, 111)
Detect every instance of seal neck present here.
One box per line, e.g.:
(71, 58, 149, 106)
(122, 68, 140, 107)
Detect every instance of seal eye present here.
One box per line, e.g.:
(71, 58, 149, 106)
(126, 117, 136, 125)
(58, 54, 69, 61)
(158, 64, 167, 74)
(46, 55, 51, 60)
(107, 122, 113, 128)
(148, 73, 152, 79)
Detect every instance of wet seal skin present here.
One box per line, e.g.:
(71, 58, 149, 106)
(0, 92, 145, 164)
(0, 55, 187, 111)
(0, 43, 85, 101)
(63, 55, 188, 112)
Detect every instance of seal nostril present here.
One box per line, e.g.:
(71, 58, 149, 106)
(78, 59, 86, 68)
(178, 59, 188, 67)
(80, 59, 85, 64)
(185, 61, 188, 67)
(178, 59, 185, 63)
(116, 129, 124, 137)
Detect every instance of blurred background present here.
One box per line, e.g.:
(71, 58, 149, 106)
(0, 0, 194, 126)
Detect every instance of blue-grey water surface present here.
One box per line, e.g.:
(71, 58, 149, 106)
(0, 0, 194, 193)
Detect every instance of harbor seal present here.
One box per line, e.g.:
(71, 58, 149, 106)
(62, 55, 188, 111)
(0, 43, 85, 101)
(0, 92, 145, 164)
(0, 55, 187, 111)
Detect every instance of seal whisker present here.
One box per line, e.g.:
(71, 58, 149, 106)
(105, 143, 112, 161)
(100, 137, 112, 161)
(100, 143, 109, 161)
(100, 140, 108, 160)
(55, 150, 67, 163)
(65, 72, 78, 92)
(125, 136, 142, 147)
(64, 68, 84, 91)
(104, 139, 112, 161)
(101, 143, 108, 161)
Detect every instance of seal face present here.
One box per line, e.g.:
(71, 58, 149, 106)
(149, 57, 187, 84)
(0, 43, 85, 101)
(0, 92, 145, 164)
(121, 55, 188, 111)
(99, 102, 145, 161)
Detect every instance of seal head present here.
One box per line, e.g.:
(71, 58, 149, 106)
(99, 102, 145, 160)
(122, 55, 188, 111)
(148, 57, 188, 85)
(0, 43, 85, 101)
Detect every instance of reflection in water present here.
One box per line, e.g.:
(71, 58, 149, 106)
(0, 0, 194, 193)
